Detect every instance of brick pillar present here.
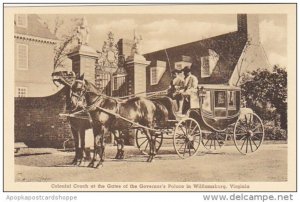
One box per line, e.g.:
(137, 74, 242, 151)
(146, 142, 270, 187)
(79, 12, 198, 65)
(125, 54, 150, 146)
(126, 54, 150, 97)
(67, 45, 98, 82)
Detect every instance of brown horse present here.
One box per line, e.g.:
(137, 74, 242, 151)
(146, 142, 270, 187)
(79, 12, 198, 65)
(71, 76, 169, 168)
(52, 71, 91, 165)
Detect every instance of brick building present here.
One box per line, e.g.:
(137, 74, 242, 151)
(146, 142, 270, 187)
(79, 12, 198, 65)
(117, 14, 269, 95)
(14, 14, 269, 148)
(14, 14, 58, 97)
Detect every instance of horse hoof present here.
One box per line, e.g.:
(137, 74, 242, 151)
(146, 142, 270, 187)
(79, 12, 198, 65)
(88, 162, 94, 167)
(146, 156, 151, 162)
(147, 155, 155, 162)
(95, 163, 103, 169)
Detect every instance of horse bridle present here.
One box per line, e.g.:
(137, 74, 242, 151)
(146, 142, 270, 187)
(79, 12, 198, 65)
(69, 91, 87, 112)
(69, 80, 88, 112)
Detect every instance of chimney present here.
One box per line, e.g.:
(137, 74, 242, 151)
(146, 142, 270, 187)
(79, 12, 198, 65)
(237, 14, 260, 45)
(118, 38, 134, 60)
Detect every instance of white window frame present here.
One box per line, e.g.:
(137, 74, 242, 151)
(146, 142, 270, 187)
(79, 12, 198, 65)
(16, 14, 28, 28)
(16, 87, 28, 97)
(16, 43, 28, 70)
(150, 67, 158, 85)
(174, 61, 191, 70)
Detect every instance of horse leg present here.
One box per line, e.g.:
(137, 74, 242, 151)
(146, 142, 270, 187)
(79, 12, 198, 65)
(84, 147, 91, 161)
(119, 133, 125, 159)
(144, 129, 154, 162)
(71, 127, 79, 165)
(88, 127, 99, 168)
(113, 131, 121, 159)
(77, 129, 86, 166)
(151, 132, 157, 162)
(95, 128, 106, 168)
(114, 131, 125, 159)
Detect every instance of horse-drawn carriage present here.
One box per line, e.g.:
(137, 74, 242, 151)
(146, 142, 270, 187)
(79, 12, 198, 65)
(52, 70, 264, 167)
(135, 84, 265, 158)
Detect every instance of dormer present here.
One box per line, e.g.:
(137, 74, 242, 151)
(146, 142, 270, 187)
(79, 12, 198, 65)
(150, 60, 166, 85)
(200, 49, 219, 78)
(174, 55, 192, 70)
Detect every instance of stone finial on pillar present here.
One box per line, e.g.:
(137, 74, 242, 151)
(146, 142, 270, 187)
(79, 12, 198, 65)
(76, 17, 90, 45)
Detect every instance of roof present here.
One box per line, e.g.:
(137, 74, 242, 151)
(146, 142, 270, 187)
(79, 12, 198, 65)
(143, 31, 247, 88)
(14, 14, 57, 40)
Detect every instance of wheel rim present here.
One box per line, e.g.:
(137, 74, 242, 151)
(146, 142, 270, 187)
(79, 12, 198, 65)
(202, 132, 227, 151)
(234, 113, 264, 155)
(173, 118, 202, 159)
(135, 129, 163, 155)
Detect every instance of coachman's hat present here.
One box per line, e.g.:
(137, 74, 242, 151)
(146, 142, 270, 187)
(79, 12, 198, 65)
(172, 69, 182, 74)
(182, 66, 191, 73)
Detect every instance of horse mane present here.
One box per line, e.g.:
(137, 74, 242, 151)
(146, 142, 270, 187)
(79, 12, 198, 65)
(84, 79, 102, 95)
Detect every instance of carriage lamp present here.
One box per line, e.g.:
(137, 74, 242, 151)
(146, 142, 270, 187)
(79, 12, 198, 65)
(198, 86, 206, 104)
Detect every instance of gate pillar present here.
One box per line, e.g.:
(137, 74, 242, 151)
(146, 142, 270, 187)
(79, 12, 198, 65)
(125, 54, 150, 97)
(67, 45, 98, 83)
(125, 54, 150, 146)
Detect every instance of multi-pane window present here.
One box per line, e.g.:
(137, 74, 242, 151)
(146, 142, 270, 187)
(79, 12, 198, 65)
(16, 14, 27, 28)
(150, 67, 157, 85)
(113, 76, 126, 90)
(16, 87, 27, 97)
(201, 56, 210, 78)
(16, 43, 28, 70)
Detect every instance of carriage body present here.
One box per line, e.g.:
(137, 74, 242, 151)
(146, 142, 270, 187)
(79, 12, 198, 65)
(188, 85, 241, 132)
(137, 84, 264, 157)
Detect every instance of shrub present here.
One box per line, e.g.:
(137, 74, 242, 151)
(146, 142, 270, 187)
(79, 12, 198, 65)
(264, 125, 287, 140)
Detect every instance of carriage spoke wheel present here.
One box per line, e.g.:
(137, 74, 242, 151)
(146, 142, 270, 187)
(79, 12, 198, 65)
(135, 128, 163, 155)
(234, 113, 264, 155)
(202, 132, 227, 151)
(173, 118, 202, 159)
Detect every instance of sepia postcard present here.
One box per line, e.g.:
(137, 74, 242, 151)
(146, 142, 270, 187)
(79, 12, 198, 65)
(3, 4, 296, 192)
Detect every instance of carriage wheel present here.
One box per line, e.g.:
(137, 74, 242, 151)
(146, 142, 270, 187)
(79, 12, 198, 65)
(234, 113, 264, 155)
(173, 118, 202, 159)
(202, 132, 227, 151)
(135, 128, 163, 155)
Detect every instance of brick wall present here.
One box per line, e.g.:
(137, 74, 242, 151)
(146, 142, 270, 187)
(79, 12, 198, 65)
(15, 86, 72, 148)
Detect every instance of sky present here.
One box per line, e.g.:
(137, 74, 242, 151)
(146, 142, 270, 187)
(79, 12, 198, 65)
(40, 13, 287, 67)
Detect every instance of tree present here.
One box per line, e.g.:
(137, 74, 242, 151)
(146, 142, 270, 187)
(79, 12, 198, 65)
(241, 66, 287, 130)
(42, 16, 82, 70)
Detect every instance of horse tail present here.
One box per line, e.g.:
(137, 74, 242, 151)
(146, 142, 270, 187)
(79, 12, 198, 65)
(153, 101, 168, 127)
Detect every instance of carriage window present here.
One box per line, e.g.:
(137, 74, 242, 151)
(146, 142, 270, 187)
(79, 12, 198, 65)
(215, 91, 226, 108)
(228, 91, 236, 109)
